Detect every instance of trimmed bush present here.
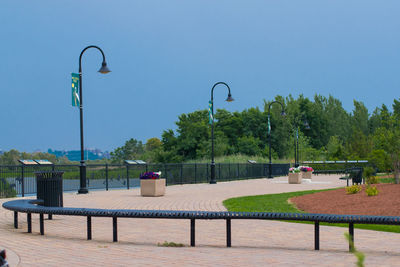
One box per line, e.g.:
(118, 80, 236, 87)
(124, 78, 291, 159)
(366, 176, 379, 184)
(346, 185, 362, 194)
(366, 186, 379, 196)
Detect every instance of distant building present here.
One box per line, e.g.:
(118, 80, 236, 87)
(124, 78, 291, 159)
(48, 148, 110, 161)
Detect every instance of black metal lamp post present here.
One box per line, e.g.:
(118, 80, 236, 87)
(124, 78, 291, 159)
(267, 101, 285, 178)
(210, 82, 234, 184)
(294, 119, 310, 167)
(77, 45, 111, 194)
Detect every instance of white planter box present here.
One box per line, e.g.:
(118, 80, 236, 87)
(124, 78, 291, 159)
(302, 171, 312, 179)
(288, 173, 301, 184)
(140, 179, 166, 197)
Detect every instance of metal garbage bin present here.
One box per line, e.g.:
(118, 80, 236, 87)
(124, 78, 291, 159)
(35, 171, 64, 207)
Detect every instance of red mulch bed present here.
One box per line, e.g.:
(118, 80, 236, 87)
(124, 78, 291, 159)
(290, 184, 400, 216)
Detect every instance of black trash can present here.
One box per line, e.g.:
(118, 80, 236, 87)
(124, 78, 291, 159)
(35, 171, 64, 207)
(349, 167, 363, 185)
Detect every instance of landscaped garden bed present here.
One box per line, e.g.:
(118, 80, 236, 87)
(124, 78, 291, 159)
(290, 184, 400, 216)
(223, 184, 400, 233)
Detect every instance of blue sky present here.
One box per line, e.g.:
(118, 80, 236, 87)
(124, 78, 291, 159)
(1, 0, 399, 152)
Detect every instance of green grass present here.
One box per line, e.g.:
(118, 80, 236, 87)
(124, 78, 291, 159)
(223, 189, 400, 233)
(378, 177, 395, 183)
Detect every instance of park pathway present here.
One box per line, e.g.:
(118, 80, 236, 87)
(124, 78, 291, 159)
(0, 174, 399, 266)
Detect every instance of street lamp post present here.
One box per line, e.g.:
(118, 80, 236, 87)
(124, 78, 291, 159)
(267, 101, 285, 178)
(77, 45, 111, 194)
(294, 119, 310, 167)
(294, 127, 298, 167)
(210, 82, 234, 184)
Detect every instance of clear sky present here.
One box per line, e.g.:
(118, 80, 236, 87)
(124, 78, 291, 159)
(1, 0, 399, 152)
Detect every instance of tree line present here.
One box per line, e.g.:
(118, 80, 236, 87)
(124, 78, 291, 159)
(109, 94, 400, 178)
(2, 94, 399, 180)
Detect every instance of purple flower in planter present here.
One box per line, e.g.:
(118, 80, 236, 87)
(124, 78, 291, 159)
(140, 172, 161, 179)
(299, 166, 314, 172)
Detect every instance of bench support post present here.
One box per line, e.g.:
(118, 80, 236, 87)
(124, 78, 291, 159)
(48, 214, 53, 220)
(349, 222, 354, 252)
(190, 219, 195, 247)
(314, 221, 319, 250)
(27, 213, 32, 233)
(87, 216, 92, 240)
(40, 213, 44, 235)
(13, 211, 18, 229)
(113, 217, 118, 242)
(226, 219, 231, 247)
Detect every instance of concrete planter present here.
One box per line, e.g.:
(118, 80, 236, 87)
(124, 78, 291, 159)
(302, 171, 312, 179)
(140, 179, 166, 197)
(288, 173, 301, 184)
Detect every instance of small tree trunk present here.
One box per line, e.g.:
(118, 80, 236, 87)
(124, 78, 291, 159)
(394, 159, 400, 184)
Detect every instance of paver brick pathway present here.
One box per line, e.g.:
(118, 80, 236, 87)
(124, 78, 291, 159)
(1, 175, 399, 266)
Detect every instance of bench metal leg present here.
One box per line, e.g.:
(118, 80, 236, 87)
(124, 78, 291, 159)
(27, 213, 32, 233)
(87, 216, 92, 240)
(314, 222, 319, 250)
(190, 219, 195, 247)
(48, 214, 53, 220)
(113, 217, 117, 242)
(14, 211, 18, 229)
(349, 223, 354, 252)
(40, 213, 44, 235)
(226, 219, 231, 247)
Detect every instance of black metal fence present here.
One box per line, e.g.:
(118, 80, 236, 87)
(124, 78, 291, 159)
(0, 163, 290, 197)
(302, 161, 371, 174)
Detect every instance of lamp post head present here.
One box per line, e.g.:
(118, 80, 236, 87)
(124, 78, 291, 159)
(226, 94, 234, 102)
(303, 120, 311, 130)
(98, 61, 111, 74)
(281, 110, 286, 116)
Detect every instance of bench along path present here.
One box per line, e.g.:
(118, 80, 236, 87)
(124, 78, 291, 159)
(1, 175, 400, 266)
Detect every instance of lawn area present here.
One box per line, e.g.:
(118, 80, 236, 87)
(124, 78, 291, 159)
(223, 188, 400, 233)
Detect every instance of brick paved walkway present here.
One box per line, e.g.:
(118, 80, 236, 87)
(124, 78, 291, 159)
(1, 175, 399, 266)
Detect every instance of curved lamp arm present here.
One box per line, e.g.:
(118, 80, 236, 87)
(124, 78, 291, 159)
(268, 100, 285, 114)
(79, 45, 110, 73)
(210, 82, 234, 122)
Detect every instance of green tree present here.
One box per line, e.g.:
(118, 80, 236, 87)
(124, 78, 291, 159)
(0, 149, 66, 165)
(368, 149, 391, 172)
(196, 132, 230, 159)
(0, 149, 22, 165)
(326, 136, 345, 160)
(373, 127, 400, 183)
(175, 110, 209, 159)
(352, 100, 369, 135)
(110, 138, 145, 163)
(346, 129, 372, 159)
(236, 136, 262, 156)
(145, 137, 162, 152)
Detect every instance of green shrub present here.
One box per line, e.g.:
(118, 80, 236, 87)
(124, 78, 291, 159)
(0, 179, 17, 198)
(366, 176, 379, 184)
(345, 185, 362, 194)
(363, 166, 375, 180)
(365, 185, 379, 196)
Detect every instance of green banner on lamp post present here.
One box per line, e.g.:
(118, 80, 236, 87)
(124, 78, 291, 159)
(71, 73, 80, 107)
(208, 100, 213, 124)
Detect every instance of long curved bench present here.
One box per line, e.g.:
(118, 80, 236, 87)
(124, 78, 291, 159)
(3, 199, 400, 251)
